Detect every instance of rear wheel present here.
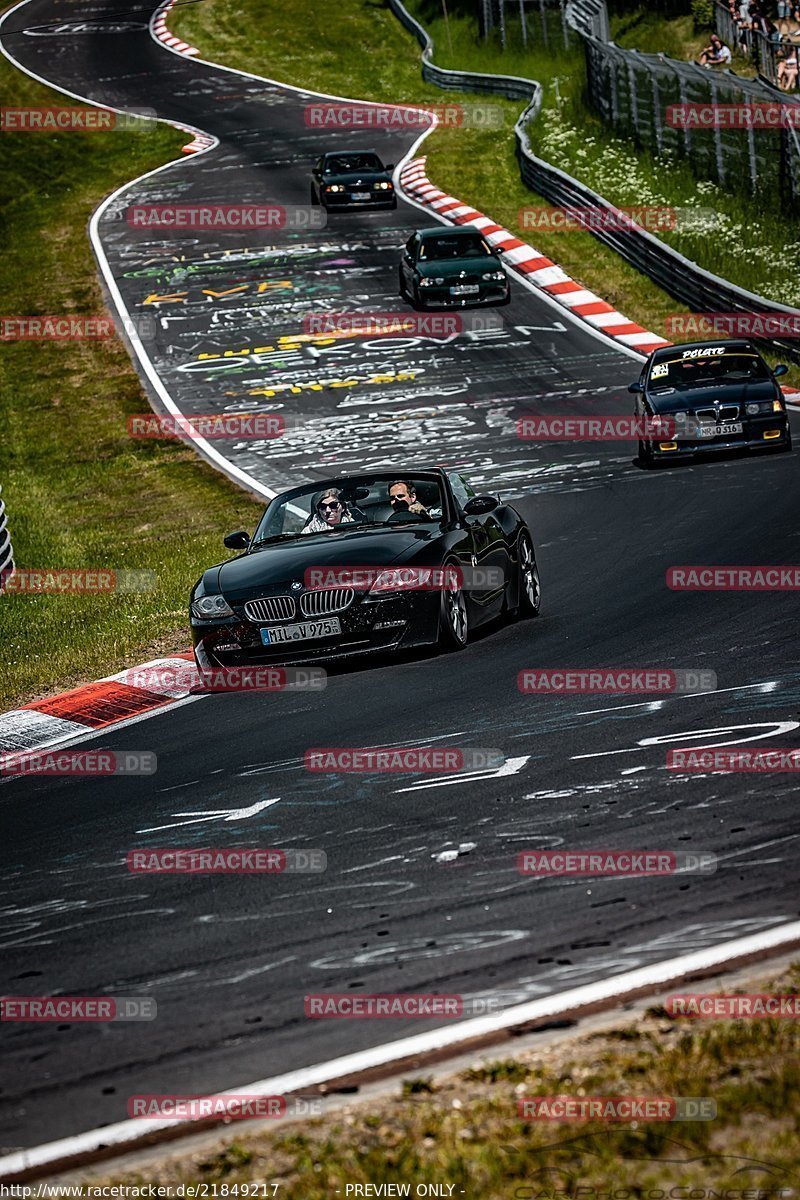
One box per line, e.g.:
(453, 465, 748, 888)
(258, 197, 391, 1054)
(513, 532, 541, 618)
(310, 185, 319, 206)
(398, 267, 408, 300)
(438, 561, 469, 651)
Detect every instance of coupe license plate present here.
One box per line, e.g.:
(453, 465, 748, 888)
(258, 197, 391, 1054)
(450, 284, 479, 296)
(699, 422, 743, 438)
(260, 617, 341, 646)
(351, 192, 371, 201)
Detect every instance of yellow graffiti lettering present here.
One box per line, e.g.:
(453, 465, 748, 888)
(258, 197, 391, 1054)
(142, 292, 188, 305)
(202, 286, 250, 299)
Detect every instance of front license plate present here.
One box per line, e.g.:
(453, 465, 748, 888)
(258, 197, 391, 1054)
(350, 192, 371, 201)
(260, 617, 341, 646)
(699, 422, 743, 438)
(450, 284, 479, 296)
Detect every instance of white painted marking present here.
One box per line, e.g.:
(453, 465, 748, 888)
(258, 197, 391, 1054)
(573, 721, 800, 760)
(2, 920, 798, 1177)
(393, 756, 530, 793)
(137, 797, 280, 833)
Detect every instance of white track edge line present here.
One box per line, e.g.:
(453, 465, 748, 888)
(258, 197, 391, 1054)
(1, 919, 798, 1177)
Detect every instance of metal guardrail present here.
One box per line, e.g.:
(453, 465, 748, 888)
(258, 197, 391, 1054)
(0, 486, 14, 594)
(389, 0, 800, 363)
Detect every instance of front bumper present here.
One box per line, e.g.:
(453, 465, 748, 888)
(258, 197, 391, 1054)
(191, 591, 440, 669)
(416, 282, 510, 309)
(649, 418, 790, 460)
(322, 191, 396, 209)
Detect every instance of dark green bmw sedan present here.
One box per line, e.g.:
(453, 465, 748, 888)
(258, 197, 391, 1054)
(399, 226, 511, 310)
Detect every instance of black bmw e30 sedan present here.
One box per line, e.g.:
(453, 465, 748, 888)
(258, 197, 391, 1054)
(190, 469, 540, 671)
(629, 339, 791, 467)
(310, 149, 396, 210)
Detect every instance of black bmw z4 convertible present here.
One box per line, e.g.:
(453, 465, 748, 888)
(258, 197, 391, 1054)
(190, 469, 540, 670)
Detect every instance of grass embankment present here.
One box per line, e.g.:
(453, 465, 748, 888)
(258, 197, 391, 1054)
(86, 963, 800, 1196)
(0, 52, 262, 709)
(611, 8, 758, 76)
(172, 0, 800, 375)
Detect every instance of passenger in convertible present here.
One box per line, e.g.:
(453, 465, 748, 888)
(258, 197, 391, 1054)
(302, 488, 355, 533)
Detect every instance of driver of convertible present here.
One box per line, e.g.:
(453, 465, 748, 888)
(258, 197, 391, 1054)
(302, 487, 355, 533)
(388, 480, 429, 517)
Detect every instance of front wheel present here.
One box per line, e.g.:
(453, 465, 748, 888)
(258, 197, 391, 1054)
(438, 562, 469, 651)
(638, 438, 654, 469)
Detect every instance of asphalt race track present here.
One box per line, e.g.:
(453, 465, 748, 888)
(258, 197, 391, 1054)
(1, 0, 799, 1157)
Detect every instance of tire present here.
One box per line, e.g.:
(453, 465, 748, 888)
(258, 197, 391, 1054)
(514, 531, 541, 619)
(310, 186, 319, 206)
(438, 561, 469, 651)
(773, 427, 793, 453)
(412, 283, 425, 312)
(399, 267, 408, 301)
(639, 438, 654, 469)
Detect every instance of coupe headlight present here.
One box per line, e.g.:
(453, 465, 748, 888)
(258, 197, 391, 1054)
(325, 184, 344, 193)
(746, 400, 784, 415)
(419, 277, 444, 288)
(482, 271, 506, 282)
(191, 593, 234, 619)
(374, 181, 393, 190)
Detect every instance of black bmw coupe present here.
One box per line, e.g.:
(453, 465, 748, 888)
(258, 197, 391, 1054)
(630, 339, 791, 467)
(190, 469, 540, 670)
(310, 149, 396, 210)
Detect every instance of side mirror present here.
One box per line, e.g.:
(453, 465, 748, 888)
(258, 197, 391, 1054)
(385, 162, 395, 171)
(224, 530, 250, 550)
(774, 364, 789, 377)
(628, 381, 644, 394)
(463, 495, 500, 516)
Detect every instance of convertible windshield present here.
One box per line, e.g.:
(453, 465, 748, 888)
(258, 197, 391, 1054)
(419, 234, 491, 261)
(324, 153, 383, 173)
(252, 475, 444, 542)
(648, 351, 771, 390)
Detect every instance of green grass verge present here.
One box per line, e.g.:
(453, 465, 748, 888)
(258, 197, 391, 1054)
(88, 964, 800, 1196)
(0, 50, 262, 709)
(610, 8, 758, 76)
(172, 0, 800, 384)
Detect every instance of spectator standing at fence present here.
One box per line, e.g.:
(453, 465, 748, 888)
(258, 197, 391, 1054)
(777, 0, 790, 18)
(699, 33, 733, 64)
(778, 40, 799, 87)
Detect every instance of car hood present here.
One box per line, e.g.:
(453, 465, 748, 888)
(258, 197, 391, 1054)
(323, 169, 390, 185)
(417, 255, 503, 279)
(207, 526, 442, 598)
(647, 379, 779, 413)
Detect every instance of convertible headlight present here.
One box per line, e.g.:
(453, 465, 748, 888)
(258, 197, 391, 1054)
(369, 568, 430, 593)
(191, 593, 234, 619)
(374, 181, 393, 190)
(325, 184, 344, 193)
(419, 277, 444, 287)
(482, 271, 506, 282)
